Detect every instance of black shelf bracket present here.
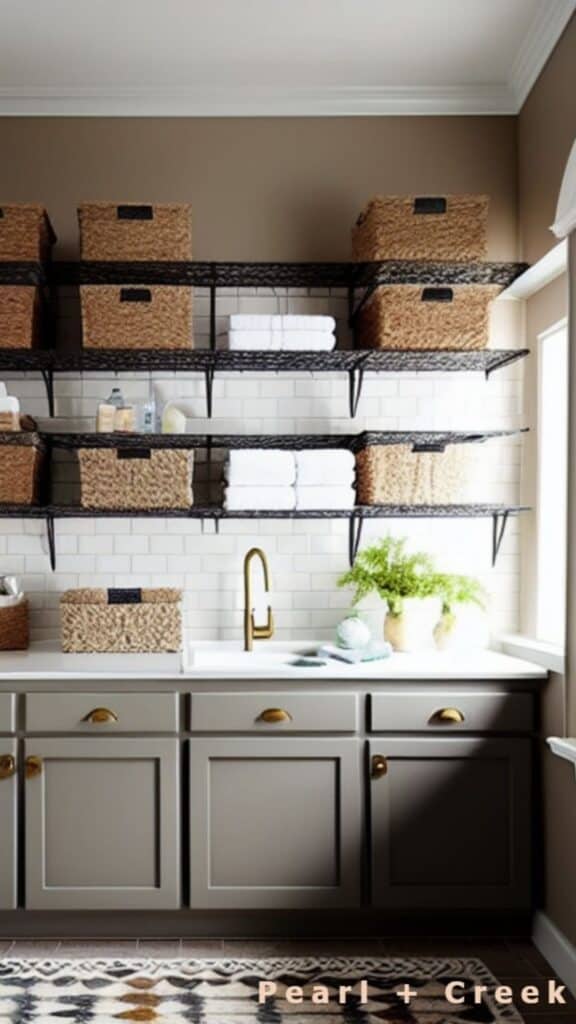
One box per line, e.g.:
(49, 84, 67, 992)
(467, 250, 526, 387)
(204, 366, 215, 418)
(40, 367, 55, 417)
(492, 510, 510, 566)
(348, 512, 364, 566)
(348, 367, 365, 418)
(45, 513, 56, 572)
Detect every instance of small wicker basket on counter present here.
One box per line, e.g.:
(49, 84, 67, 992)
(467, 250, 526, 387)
(355, 441, 477, 506)
(0, 203, 56, 262)
(355, 284, 499, 351)
(61, 588, 182, 653)
(78, 446, 194, 510)
(80, 284, 193, 349)
(78, 202, 192, 261)
(0, 432, 45, 505)
(0, 600, 30, 651)
(352, 195, 488, 262)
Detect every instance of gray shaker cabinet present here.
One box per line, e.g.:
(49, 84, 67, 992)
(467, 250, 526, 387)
(0, 738, 17, 910)
(24, 737, 180, 910)
(189, 737, 362, 909)
(369, 737, 532, 909)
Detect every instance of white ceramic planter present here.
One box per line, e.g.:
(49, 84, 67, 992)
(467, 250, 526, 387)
(384, 596, 442, 652)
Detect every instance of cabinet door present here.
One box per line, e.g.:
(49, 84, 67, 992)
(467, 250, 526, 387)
(25, 738, 180, 910)
(189, 738, 361, 909)
(0, 739, 17, 909)
(370, 737, 531, 910)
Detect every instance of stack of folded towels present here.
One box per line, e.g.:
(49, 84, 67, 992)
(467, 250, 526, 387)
(222, 314, 337, 352)
(224, 449, 356, 510)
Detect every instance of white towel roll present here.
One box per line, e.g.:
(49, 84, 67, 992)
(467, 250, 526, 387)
(227, 330, 335, 352)
(225, 450, 296, 486)
(296, 449, 355, 486)
(295, 486, 356, 511)
(230, 314, 336, 332)
(281, 332, 336, 351)
(224, 486, 297, 511)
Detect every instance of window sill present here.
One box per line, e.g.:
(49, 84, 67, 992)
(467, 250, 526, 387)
(499, 634, 565, 675)
(547, 738, 576, 780)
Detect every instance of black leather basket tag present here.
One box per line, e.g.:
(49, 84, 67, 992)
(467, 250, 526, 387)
(116, 205, 154, 220)
(117, 448, 152, 460)
(120, 288, 152, 303)
(421, 287, 454, 303)
(107, 588, 142, 605)
(413, 197, 447, 215)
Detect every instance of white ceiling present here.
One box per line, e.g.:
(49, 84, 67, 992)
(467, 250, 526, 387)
(0, 0, 574, 115)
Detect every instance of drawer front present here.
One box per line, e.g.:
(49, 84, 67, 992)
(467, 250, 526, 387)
(190, 692, 358, 733)
(0, 694, 16, 733)
(26, 693, 178, 733)
(370, 691, 533, 733)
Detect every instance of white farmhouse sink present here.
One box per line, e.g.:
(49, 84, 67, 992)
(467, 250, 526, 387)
(184, 642, 324, 676)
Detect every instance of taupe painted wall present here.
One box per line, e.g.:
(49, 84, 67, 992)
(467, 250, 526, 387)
(518, 13, 576, 263)
(0, 116, 517, 260)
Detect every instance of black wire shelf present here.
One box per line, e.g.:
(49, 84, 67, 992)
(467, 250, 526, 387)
(0, 346, 530, 419)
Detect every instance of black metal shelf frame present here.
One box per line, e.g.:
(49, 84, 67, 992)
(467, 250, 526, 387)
(0, 502, 527, 573)
(0, 258, 529, 417)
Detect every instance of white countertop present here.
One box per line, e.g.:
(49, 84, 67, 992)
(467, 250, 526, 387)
(0, 641, 548, 681)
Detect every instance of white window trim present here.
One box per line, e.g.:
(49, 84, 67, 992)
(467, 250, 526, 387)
(499, 633, 565, 674)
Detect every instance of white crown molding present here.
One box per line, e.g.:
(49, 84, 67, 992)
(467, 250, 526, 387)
(0, 83, 516, 117)
(510, 0, 576, 109)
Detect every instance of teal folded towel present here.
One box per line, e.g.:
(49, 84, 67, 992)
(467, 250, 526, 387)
(318, 642, 392, 664)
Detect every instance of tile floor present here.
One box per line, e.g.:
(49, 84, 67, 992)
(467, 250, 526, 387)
(0, 937, 573, 1021)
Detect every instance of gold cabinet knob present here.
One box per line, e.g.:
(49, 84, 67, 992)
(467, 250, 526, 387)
(432, 707, 466, 725)
(258, 708, 292, 724)
(371, 754, 388, 778)
(83, 707, 119, 725)
(0, 754, 16, 780)
(25, 755, 43, 779)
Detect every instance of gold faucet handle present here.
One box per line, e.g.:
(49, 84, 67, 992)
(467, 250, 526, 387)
(252, 607, 274, 640)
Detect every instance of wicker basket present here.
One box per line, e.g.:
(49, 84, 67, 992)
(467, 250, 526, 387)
(0, 204, 56, 262)
(0, 600, 30, 651)
(0, 433, 45, 505)
(356, 443, 475, 505)
(0, 286, 41, 348)
(78, 202, 192, 260)
(78, 447, 194, 510)
(355, 284, 499, 350)
(80, 285, 193, 349)
(352, 195, 488, 262)
(61, 588, 182, 653)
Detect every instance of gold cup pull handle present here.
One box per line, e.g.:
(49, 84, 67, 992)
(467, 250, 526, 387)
(432, 707, 466, 725)
(84, 707, 119, 725)
(371, 754, 388, 779)
(258, 708, 292, 724)
(25, 755, 43, 779)
(0, 754, 16, 780)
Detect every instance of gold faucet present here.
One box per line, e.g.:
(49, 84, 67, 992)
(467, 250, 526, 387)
(243, 547, 274, 652)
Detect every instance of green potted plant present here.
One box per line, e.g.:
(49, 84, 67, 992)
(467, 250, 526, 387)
(435, 573, 487, 650)
(338, 536, 446, 652)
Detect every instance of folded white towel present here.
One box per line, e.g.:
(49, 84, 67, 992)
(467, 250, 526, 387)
(226, 330, 335, 352)
(225, 449, 296, 486)
(224, 486, 296, 511)
(282, 332, 336, 351)
(230, 314, 336, 332)
(295, 486, 356, 511)
(296, 449, 355, 486)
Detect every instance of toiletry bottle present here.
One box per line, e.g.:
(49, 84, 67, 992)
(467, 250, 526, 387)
(107, 387, 125, 408)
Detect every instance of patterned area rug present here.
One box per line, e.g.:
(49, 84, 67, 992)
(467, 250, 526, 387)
(0, 956, 525, 1023)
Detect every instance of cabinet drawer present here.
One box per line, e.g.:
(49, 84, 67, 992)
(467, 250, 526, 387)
(190, 692, 358, 733)
(26, 693, 179, 733)
(370, 691, 533, 733)
(0, 694, 16, 733)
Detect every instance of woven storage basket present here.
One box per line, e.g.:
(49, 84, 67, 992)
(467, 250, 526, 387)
(352, 195, 488, 262)
(78, 202, 192, 260)
(78, 447, 194, 510)
(356, 284, 499, 350)
(356, 443, 475, 505)
(0, 286, 41, 348)
(0, 600, 30, 651)
(0, 433, 45, 505)
(61, 588, 182, 653)
(0, 204, 56, 261)
(80, 285, 193, 349)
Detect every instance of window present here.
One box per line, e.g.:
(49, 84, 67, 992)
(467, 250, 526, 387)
(535, 319, 569, 647)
